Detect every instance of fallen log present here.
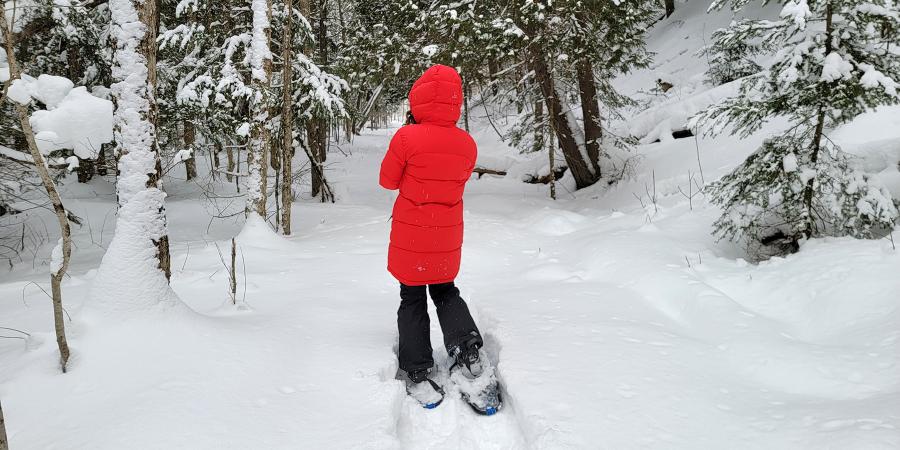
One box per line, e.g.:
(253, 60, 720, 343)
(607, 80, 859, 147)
(473, 167, 507, 179)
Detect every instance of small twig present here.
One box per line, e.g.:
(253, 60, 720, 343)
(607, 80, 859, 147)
(0, 326, 31, 337)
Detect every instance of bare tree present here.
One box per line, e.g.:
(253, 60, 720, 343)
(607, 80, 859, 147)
(1, 5, 72, 372)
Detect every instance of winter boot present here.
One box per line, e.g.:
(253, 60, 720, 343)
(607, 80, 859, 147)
(405, 368, 445, 409)
(450, 332, 484, 379)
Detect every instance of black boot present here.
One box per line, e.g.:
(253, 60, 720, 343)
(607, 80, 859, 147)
(405, 368, 445, 409)
(450, 332, 484, 378)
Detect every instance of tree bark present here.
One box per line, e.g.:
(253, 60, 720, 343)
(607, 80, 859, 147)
(1, 9, 72, 371)
(247, 0, 272, 218)
(226, 146, 235, 182)
(803, 2, 833, 238)
(531, 50, 598, 189)
(0, 398, 7, 450)
(281, 0, 295, 234)
(576, 59, 602, 177)
(76, 157, 95, 183)
(182, 121, 198, 181)
(533, 96, 544, 154)
(142, 0, 171, 279)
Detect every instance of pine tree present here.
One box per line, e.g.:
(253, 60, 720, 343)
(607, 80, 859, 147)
(697, 0, 900, 254)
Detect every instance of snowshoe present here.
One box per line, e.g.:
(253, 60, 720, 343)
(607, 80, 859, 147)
(449, 336, 502, 416)
(405, 368, 445, 409)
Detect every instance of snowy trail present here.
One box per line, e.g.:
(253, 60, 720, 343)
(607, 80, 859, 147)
(394, 327, 527, 450)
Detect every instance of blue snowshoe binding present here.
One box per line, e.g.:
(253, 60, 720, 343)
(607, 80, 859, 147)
(450, 335, 503, 416)
(405, 368, 445, 409)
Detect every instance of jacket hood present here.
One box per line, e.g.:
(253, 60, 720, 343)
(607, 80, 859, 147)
(409, 65, 463, 126)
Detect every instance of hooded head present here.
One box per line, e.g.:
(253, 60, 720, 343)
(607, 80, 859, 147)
(408, 64, 463, 127)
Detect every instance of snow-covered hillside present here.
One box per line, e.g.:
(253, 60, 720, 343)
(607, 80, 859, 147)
(2, 2, 899, 449)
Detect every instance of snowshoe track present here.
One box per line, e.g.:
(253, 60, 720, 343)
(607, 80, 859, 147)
(392, 310, 528, 449)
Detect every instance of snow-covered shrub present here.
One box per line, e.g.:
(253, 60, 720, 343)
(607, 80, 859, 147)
(709, 135, 897, 257)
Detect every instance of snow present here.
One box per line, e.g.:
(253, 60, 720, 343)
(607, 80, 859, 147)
(6, 73, 74, 107)
(30, 87, 114, 159)
(5, 73, 114, 158)
(235, 122, 251, 137)
(2, 123, 898, 447)
(422, 44, 439, 57)
(631, 80, 740, 140)
(859, 64, 898, 96)
(782, 153, 798, 173)
(820, 52, 853, 83)
(92, 0, 182, 314)
(780, 0, 811, 29)
(2, 2, 899, 449)
(173, 148, 194, 164)
(49, 238, 64, 276)
(248, 0, 272, 82)
(7, 78, 33, 104)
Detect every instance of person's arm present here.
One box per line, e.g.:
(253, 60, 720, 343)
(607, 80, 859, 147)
(379, 129, 407, 190)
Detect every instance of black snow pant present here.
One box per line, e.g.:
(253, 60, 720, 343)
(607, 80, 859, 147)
(397, 282, 482, 374)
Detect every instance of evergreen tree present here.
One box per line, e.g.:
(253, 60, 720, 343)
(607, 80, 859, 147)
(697, 0, 900, 254)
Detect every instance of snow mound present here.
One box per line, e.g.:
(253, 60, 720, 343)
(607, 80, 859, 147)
(630, 80, 740, 141)
(523, 208, 589, 236)
(31, 87, 114, 159)
(235, 215, 288, 249)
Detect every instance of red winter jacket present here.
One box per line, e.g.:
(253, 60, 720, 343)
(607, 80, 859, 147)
(379, 65, 477, 286)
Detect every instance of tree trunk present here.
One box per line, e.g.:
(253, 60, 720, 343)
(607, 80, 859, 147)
(182, 121, 198, 181)
(664, 0, 675, 18)
(803, 2, 833, 239)
(576, 59, 602, 177)
(281, 0, 294, 234)
(307, 120, 327, 199)
(0, 398, 7, 450)
(303, 0, 330, 201)
(76, 157, 95, 183)
(463, 81, 471, 132)
(549, 129, 557, 201)
(226, 145, 235, 182)
(142, 0, 171, 280)
(531, 50, 598, 189)
(533, 96, 544, 154)
(97, 143, 110, 175)
(1, 9, 72, 371)
(247, 0, 272, 218)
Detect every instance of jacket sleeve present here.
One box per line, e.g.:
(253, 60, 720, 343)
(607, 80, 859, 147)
(379, 129, 407, 190)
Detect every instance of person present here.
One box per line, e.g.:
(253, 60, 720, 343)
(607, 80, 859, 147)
(379, 64, 484, 407)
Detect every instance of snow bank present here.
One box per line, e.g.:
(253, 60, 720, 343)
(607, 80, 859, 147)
(629, 79, 740, 141)
(235, 214, 288, 249)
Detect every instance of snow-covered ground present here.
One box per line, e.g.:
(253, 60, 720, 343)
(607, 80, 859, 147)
(3, 2, 900, 449)
(2, 123, 898, 448)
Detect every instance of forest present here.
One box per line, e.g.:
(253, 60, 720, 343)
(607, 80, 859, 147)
(1, 0, 899, 448)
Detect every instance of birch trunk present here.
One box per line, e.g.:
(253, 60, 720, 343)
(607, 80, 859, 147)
(1, 6, 72, 371)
